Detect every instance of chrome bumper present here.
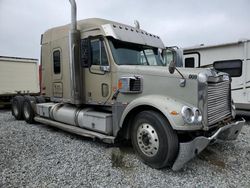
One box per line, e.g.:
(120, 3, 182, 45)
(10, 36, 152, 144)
(172, 118, 245, 171)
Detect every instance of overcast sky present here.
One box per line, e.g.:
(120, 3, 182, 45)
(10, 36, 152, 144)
(0, 0, 250, 59)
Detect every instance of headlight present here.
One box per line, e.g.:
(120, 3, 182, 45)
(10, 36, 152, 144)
(193, 108, 202, 123)
(181, 106, 202, 124)
(181, 106, 194, 124)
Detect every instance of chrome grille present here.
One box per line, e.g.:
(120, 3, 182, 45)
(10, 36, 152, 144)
(207, 80, 231, 125)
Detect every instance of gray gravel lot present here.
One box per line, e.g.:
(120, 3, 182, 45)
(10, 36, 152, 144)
(0, 109, 250, 188)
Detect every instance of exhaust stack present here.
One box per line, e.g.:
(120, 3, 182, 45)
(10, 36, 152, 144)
(69, 0, 82, 105)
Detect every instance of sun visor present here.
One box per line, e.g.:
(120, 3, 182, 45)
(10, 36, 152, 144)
(101, 24, 165, 49)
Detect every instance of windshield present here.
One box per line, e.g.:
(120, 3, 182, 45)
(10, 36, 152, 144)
(109, 39, 164, 66)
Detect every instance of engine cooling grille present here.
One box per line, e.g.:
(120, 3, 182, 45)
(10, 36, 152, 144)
(207, 80, 231, 125)
(118, 76, 143, 93)
(130, 78, 141, 92)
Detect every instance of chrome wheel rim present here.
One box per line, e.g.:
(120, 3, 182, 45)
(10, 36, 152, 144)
(137, 123, 159, 157)
(23, 103, 30, 119)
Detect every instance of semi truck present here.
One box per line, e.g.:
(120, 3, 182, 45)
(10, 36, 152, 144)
(183, 39, 250, 115)
(11, 0, 245, 170)
(0, 56, 40, 107)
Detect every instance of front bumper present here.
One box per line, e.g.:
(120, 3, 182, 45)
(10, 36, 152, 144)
(172, 118, 245, 171)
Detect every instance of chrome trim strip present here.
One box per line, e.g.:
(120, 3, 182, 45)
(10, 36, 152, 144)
(197, 72, 208, 129)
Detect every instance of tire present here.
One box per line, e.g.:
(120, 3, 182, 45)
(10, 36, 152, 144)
(35, 96, 46, 103)
(11, 96, 24, 120)
(23, 96, 36, 124)
(131, 110, 179, 169)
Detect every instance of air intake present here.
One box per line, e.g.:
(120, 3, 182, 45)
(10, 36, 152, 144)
(118, 76, 143, 93)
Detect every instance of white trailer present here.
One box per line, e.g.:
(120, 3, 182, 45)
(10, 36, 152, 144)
(183, 39, 250, 114)
(0, 56, 40, 106)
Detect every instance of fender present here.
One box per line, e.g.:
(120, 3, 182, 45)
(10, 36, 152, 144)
(119, 95, 202, 131)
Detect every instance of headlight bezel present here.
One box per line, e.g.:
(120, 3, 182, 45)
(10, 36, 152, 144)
(181, 106, 202, 124)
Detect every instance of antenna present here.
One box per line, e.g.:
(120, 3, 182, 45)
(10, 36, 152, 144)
(134, 20, 140, 29)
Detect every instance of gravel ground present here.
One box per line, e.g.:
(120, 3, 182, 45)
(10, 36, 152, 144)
(0, 109, 250, 188)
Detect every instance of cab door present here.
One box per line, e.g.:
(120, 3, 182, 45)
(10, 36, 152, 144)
(84, 38, 112, 104)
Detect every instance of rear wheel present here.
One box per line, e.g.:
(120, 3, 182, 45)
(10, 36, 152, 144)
(11, 96, 24, 120)
(23, 96, 36, 124)
(131, 110, 179, 169)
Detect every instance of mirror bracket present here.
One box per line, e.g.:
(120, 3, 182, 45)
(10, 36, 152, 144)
(179, 78, 186, 87)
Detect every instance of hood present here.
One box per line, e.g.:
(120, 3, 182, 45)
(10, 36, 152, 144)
(117, 65, 216, 80)
(116, 65, 228, 108)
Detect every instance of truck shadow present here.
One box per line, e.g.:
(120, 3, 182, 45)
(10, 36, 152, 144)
(198, 147, 226, 169)
(37, 122, 136, 170)
(110, 145, 135, 170)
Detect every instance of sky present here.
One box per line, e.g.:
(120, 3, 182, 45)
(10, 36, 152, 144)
(0, 0, 250, 59)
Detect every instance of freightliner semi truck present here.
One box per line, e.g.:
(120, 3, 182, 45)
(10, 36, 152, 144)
(11, 0, 245, 170)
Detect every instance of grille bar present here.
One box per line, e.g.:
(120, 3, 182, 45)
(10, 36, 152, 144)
(207, 80, 231, 125)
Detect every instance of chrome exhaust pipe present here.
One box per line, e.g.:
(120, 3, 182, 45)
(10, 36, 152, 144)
(69, 0, 82, 105)
(69, 0, 77, 31)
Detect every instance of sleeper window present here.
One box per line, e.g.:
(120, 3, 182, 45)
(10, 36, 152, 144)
(53, 50, 61, 74)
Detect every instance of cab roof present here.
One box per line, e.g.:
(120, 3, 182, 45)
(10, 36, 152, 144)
(42, 18, 165, 48)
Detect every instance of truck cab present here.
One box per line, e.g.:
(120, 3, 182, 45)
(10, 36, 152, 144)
(11, 1, 245, 171)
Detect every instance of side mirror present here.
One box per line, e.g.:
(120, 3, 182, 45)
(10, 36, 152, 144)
(100, 65, 110, 72)
(175, 49, 184, 67)
(163, 47, 184, 68)
(169, 60, 176, 74)
(80, 38, 91, 68)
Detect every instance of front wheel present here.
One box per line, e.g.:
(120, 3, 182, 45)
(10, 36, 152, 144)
(131, 110, 179, 169)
